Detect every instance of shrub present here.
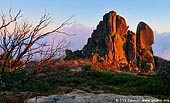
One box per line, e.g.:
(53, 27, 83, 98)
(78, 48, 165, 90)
(0, 69, 27, 90)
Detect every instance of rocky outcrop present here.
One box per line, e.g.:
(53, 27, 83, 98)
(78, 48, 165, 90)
(83, 11, 155, 72)
(68, 11, 155, 72)
(65, 49, 83, 59)
(82, 11, 129, 64)
(26, 89, 159, 103)
(136, 22, 154, 72)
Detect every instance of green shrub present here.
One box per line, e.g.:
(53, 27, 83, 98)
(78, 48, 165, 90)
(23, 79, 51, 92)
(0, 69, 27, 90)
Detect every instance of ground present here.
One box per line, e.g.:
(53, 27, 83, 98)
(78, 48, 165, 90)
(0, 59, 169, 103)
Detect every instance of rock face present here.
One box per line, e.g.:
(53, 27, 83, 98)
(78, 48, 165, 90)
(127, 30, 136, 61)
(81, 11, 155, 72)
(82, 11, 129, 64)
(26, 89, 159, 103)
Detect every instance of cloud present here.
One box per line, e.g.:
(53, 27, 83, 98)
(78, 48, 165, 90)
(61, 23, 94, 51)
(153, 31, 170, 60)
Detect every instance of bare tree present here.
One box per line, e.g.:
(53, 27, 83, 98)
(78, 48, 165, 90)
(0, 9, 71, 81)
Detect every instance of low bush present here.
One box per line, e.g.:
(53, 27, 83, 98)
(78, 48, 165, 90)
(0, 64, 169, 102)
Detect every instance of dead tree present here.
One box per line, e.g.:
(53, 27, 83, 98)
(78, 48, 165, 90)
(0, 9, 71, 81)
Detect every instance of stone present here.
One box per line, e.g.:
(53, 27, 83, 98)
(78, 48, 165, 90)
(105, 35, 114, 61)
(136, 22, 154, 49)
(136, 22, 155, 72)
(142, 49, 154, 63)
(127, 30, 136, 61)
(92, 53, 98, 64)
(116, 15, 129, 35)
(72, 60, 79, 65)
(113, 33, 127, 64)
(103, 11, 117, 35)
(26, 89, 159, 103)
(65, 49, 73, 60)
(137, 49, 154, 72)
(70, 67, 82, 73)
(82, 11, 129, 64)
(146, 63, 154, 72)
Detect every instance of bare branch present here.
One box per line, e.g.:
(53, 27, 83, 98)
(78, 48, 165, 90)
(0, 9, 72, 79)
(0, 9, 21, 29)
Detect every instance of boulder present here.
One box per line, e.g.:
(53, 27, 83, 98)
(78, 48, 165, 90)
(26, 89, 159, 103)
(136, 22, 155, 72)
(65, 49, 73, 60)
(136, 22, 154, 49)
(92, 53, 98, 64)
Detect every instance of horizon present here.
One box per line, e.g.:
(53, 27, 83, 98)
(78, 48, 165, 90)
(0, 1, 170, 60)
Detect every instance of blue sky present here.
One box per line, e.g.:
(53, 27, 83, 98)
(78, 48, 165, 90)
(1, 0, 170, 60)
(0, 0, 170, 33)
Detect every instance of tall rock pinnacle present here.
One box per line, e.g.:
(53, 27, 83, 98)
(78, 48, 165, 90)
(82, 11, 129, 64)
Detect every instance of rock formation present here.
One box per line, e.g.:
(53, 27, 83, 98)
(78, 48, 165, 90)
(66, 11, 155, 72)
(136, 22, 154, 72)
(82, 11, 129, 64)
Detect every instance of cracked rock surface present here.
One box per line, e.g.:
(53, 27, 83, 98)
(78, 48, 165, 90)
(26, 89, 159, 103)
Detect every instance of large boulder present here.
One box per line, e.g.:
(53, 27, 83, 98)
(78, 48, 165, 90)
(26, 89, 159, 103)
(136, 22, 154, 49)
(136, 22, 155, 72)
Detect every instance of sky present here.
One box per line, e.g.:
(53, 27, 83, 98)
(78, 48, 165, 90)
(1, 0, 170, 32)
(0, 0, 170, 60)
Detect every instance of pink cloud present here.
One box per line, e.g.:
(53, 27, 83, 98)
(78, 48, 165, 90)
(61, 23, 94, 51)
(153, 31, 170, 60)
